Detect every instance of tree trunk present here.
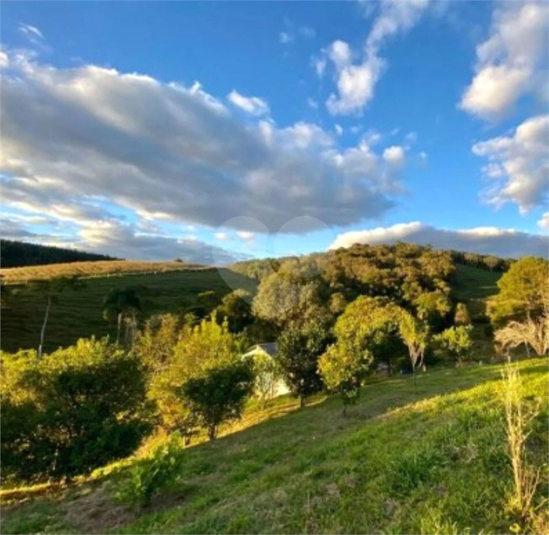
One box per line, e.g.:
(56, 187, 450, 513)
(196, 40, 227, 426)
(116, 312, 122, 345)
(208, 425, 217, 441)
(300, 395, 305, 408)
(38, 295, 51, 358)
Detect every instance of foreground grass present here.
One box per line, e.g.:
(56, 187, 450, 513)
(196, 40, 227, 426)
(1, 268, 254, 353)
(2, 358, 547, 534)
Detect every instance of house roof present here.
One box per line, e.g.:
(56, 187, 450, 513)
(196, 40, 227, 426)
(242, 342, 277, 359)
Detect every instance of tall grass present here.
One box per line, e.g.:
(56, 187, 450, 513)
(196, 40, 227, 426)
(501, 364, 546, 532)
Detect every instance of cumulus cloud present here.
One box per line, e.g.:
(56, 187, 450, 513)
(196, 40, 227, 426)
(460, 2, 549, 120)
(537, 213, 549, 230)
(322, 0, 431, 115)
(228, 90, 270, 116)
(0, 49, 406, 249)
(383, 145, 405, 167)
(329, 222, 548, 258)
(472, 115, 549, 213)
(73, 221, 241, 264)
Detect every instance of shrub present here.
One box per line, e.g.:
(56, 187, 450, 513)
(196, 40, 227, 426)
(1, 338, 153, 482)
(117, 435, 183, 507)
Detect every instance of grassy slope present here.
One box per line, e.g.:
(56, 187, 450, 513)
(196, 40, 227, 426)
(2, 359, 547, 534)
(1, 268, 255, 353)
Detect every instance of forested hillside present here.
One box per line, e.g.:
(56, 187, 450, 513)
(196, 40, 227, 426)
(0, 240, 117, 268)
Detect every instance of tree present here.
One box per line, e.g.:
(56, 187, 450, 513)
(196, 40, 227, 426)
(319, 343, 372, 415)
(103, 286, 144, 344)
(495, 315, 549, 358)
(252, 265, 321, 325)
(33, 275, 85, 358)
(398, 311, 430, 379)
(181, 361, 254, 440)
(435, 325, 473, 366)
(215, 289, 253, 333)
(1, 338, 152, 482)
(415, 290, 452, 330)
(142, 315, 240, 441)
(318, 297, 394, 412)
(276, 318, 328, 407)
(488, 257, 549, 327)
(454, 302, 472, 326)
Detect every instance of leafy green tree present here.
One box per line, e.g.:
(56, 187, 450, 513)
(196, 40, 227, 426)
(276, 318, 329, 407)
(318, 297, 391, 411)
(181, 361, 254, 440)
(1, 338, 152, 482)
(435, 325, 473, 367)
(33, 275, 85, 358)
(414, 290, 452, 330)
(319, 343, 372, 415)
(488, 257, 549, 327)
(142, 315, 240, 441)
(252, 270, 318, 326)
(103, 286, 144, 344)
(215, 289, 253, 333)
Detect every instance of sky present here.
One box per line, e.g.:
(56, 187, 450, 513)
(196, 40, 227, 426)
(0, 0, 548, 264)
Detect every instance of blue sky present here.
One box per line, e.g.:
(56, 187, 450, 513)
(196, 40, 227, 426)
(1, 1, 547, 263)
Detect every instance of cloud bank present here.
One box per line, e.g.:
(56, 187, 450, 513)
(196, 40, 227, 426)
(329, 222, 548, 258)
(0, 49, 406, 238)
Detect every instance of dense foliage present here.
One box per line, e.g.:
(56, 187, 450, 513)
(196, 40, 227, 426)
(1, 338, 152, 481)
(1, 239, 117, 268)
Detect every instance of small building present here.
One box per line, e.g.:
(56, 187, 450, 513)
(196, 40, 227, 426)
(242, 343, 290, 400)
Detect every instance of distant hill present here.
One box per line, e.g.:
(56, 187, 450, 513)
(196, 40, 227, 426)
(0, 240, 118, 268)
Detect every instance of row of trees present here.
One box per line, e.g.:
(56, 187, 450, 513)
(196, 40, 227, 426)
(0, 239, 116, 268)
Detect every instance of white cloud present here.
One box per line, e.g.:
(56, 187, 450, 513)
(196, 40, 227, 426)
(383, 145, 405, 166)
(334, 124, 343, 136)
(472, 115, 549, 213)
(19, 23, 44, 40)
(237, 230, 255, 242)
(0, 50, 405, 240)
(215, 231, 230, 241)
(279, 32, 293, 45)
(460, 2, 549, 120)
(322, 0, 432, 115)
(0, 49, 9, 69)
(538, 213, 549, 230)
(327, 40, 352, 70)
(228, 90, 270, 116)
(329, 222, 548, 258)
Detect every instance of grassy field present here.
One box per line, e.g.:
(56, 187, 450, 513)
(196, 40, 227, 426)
(1, 358, 547, 534)
(1, 268, 255, 353)
(452, 264, 501, 302)
(0, 260, 208, 284)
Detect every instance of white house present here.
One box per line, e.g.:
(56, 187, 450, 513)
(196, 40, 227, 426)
(242, 343, 290, 400)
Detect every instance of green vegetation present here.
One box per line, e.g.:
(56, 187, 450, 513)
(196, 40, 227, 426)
(2, 339, 152, 482)
(2, 245, 547, 534)
(1, 359, 547, 534)
(0, 240, 117, 268)
(1, 269, 255, 353)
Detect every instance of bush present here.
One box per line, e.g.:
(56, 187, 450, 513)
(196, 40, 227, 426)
(117, 435, 183, 507)
(181, 361, 255, 440)
(1, 338, 153, 482)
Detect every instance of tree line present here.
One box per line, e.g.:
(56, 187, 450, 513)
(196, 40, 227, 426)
(1, 240, 117, 268)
